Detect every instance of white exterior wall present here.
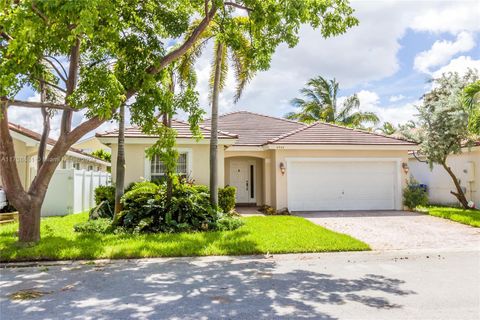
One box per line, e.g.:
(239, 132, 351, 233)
(42, 169, 111, 216)
(409, 149, 479, 208)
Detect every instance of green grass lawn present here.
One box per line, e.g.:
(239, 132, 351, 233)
(420, 206, 480, 227)
(0, 213, 369, 262)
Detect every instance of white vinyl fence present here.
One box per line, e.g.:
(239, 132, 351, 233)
(42, 169, 111, 216)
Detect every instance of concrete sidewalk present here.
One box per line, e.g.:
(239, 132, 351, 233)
(1, 249, 479, 319)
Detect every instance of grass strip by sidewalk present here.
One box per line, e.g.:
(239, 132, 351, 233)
(0, 213, 369, 262)
(419, 206, 480, 227)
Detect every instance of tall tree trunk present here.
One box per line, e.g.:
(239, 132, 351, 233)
(165, 76, 175, 206)
(442, 162, 470, 208)
(209, 43, 223, 207)
(37, 81, 50, 169)
(18, 201, 42, 243)
(163, 113, 173, 206)
(115, 102, 126, 215)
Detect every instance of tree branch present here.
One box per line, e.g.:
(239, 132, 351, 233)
(2, 98, 73, 111)
(66, 115, 105, 145)
(31, 2, 49, 23)
(0, 32, 12, 41)
(36, 78, 67, 94)
(61, 37, 81, 135)
(139, 4, 218, 90)
(0, 104, 30, 212)
(224, 1, 253, 12)
(45, 56, 68, 80)
(42, 57, 67, 83)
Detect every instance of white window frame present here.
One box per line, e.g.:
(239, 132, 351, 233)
(144, 148, 193, 181)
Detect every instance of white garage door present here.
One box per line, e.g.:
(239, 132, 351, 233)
(287, 160, 399, 211)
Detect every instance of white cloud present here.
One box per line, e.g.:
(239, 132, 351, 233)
(196, 0, 478, 121)
(432, 56, 480, 78)
(389, 94, 405, 102)
(414, 32, 475, 73)
(355, 90, 419, 126)
(411, 3, 480, 34)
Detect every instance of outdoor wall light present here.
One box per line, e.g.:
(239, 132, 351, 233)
(280, 162, 286, 175)
(402, 162, 409, 174)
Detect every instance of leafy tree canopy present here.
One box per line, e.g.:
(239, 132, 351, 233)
(1, 0, 358, 124)
(405, 70, 479, 208)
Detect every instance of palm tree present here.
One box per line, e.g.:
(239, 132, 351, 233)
(179, 18, 254, 206)
(376, 122, 397, 135)
(285, 76, 380, 127)
(463, 80, 480, 135)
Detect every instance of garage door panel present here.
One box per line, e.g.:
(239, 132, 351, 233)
(288, 160, 397, 211)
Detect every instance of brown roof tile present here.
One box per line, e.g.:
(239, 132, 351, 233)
(268, 121, 417, 146)
(96, 119, 237, 139)
(202, 111, 305, 146)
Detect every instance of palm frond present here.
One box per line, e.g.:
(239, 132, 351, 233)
(209, 40, 228, 101)
(231, 49, 254, 103)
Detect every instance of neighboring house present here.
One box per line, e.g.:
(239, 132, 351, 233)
(97, 111, 416, 212)
(409, 142, 479, 208)
(0, 123, 111, 215)
(74, 136, 111, 154)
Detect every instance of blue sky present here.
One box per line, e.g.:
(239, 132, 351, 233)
(8, 0, 480, 139)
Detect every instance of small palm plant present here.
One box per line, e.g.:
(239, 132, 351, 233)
(285, 76, 380, 128)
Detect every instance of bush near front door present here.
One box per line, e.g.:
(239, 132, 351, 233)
(219, 186, 236, 213)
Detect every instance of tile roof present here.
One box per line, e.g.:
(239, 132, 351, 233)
(96, 119, 238, 139)
(8, 123, 109, 163)
(268, 121, 417, 146)
(202, 111, 306, 146)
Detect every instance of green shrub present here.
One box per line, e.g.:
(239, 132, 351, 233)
(114, 180, 220, 233)
(213, 216, 244, 231)
(259, 205, 278, 215)
(89, 185, 115, 219)
(403, 179, 429, 210)
(94, 185, 115, 205)
(74, 218, 112, 233)
(218, 186, 236, 213)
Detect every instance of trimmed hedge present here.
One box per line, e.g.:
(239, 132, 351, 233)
(218, 186, 236, 213)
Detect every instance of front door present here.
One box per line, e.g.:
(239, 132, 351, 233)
(230, 161, 256, 204)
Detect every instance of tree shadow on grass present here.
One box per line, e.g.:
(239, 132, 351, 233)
(0, 257, 417, 319)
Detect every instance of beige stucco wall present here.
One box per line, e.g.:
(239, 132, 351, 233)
(272, 149, 410, 210)
(73, 137, 110, 153)
(409, 148, 479, 208)
(110, 143, 225, 188)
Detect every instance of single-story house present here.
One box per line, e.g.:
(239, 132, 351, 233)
(97, 111, 417, 212)
(409, 142, 479, 208)
(74, 136, 111, 154)
(0, 123, 111, 215)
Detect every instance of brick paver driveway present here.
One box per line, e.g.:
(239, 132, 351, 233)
(295, 211, 480, 251)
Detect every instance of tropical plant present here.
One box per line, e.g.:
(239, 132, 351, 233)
(463, 80, 480, 135)
(113, 180, 242, 233)
(218, 186, 237, 213)
(91, 149, 111, 163)
(408, 71, 479, 209)
(376, 122, 397, 135)
(177, 17, 257, 206)
(285, 76, 380, 127)
(0, 0, 358, 243)
(403, 178, 428, 210)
